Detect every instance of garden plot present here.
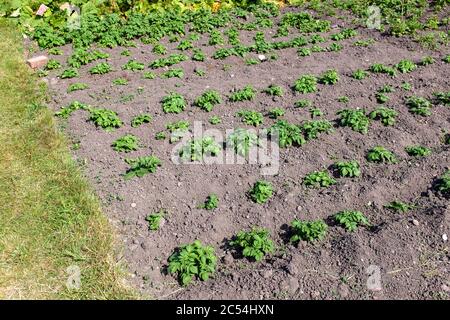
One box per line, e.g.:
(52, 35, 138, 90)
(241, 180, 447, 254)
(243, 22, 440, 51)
(34, 5, 450, 299)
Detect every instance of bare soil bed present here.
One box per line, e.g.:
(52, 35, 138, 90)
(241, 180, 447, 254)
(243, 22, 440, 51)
(37, 6, 449, 299)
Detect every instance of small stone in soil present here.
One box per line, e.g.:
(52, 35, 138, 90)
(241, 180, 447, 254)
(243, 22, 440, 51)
(412, 219, 419, 226)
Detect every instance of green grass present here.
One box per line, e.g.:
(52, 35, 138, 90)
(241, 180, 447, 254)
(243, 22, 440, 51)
(0, 20, 133, 299)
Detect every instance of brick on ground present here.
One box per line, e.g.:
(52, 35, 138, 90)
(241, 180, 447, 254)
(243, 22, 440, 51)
(27, 56, 48, 69)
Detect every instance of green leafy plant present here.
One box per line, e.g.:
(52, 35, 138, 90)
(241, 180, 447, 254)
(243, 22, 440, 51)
(143, 71, 156, 79)
(161, 92, 186, 114)
(113, 77, 128, 85)
(227, 128, 259, 156)
(67, 83, 88, 93)
(161, 68, 184, 78)
(209, 30, 224, 46)
(435, 170, 450, 193)
(229, 85, 257, 102)
(194, 68, 206, 77)
(209, 116, 221, 125)
(88, 108, 122, 131)
(249, 181, 273, 204)
(146, 210, 165, 231)
(122, 60, 145, 71)
(194, 90, 222, 112)
(112, 134, 139, 152)
(367, 146, 397, 163)
(155, 132, 166, 140)
(434, 91, 450, 106)
(384, 201, 414, 213)
(337, 109, 370, 134)
(192, 48, 206, 61)
(55, 101, 88, 119)
(338, 96, 349, 103)
(309, 107, 323, 118)
(298, 48, 311, 56)
(131, 114, 152, 128)
(304, 170, 336, 188)
(295, 99, 312, 108)
(124, 155, 162, 179)
(293, 74, 317, 93)
(334, 160, 361, 178)
(319, 69, 339, 85)
(290, 219, 328, 243)
(230, 228, 274, 261)
(352, 69, 368, 80)
(236, 110, 263, 126)
(369, 63, 396, 76)
(177, 39, 194, 51)
(268, 107, 285, 119)
(199, 194, 219, 210)
(334, 210, 369, 232)
(401, 82, 412, 91)
(369, 107, 398, 126)
(375, 92, 389, 104)
(179, 137, 221, 161)
(300, 120, 333, 140)
(405, 145, 431, 157)
(420, 56, 435, 66)
(60, 68, 78, 79)
(121, 49, 131, 56)
(167, 120, 190, 143)
(45, 59, 61, 70)
(152, 44, 167, 55)
(150, 54, 188, 69)
(406, 96, 432, 116)
(268, 120, 305, 148)
(48, 48, 63, 55)
(263, 85, 283, 97)
(168, 240, 217, 286)
(396, 59, 417, 73)
(443, 55, 450, 63)
(89, 62, 112, 75)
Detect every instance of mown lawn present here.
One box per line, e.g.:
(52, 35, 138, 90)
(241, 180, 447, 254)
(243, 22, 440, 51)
(0, 20, 134, 299)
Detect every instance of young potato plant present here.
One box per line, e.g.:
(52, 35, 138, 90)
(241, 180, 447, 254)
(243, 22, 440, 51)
(60, 68, 79, 79)
(433, 91, 450, 106)
(352, 69, 368, 80)
(384, 201, 414, 213)
(161, 68, 184, 78)
(268, 120, 305, 148)
(168, 240, 217, 286)
(88, 108, 122, 131)
(131, 114, 152, 127)
(250, 181, 273, 204)
(199, 194, 219, 210)
(122, 60, 145, 71)
(420, 56, 435, 66)
(405, 145, 431, 157)
(230, 228, 274, 261)
(67, 83, 88, 93)
(236, 110, 263, 126)
(290, 219, 328, 243)
(229, 85, 257, 102)
(334, 210, 369, 232)
(337, 109, 370, 134)
(263, 85, 284, 97)
(143, 71, 156, 79)
(146, 210, 165, 231)
(194, 90, 222, 112)
(89, 62, 112, 75)
(209, 116, 221, 125)
(113, 78, 128, 85)
(369, 107, 398, 126)
(192, 48, 206, 61)
(112, 134, 140, 152)
(124, 155, 162, 179)
(295, 99, 312, 108)
(55, 101, 89, 119)
(435, 170, 450, 194)
(209, 30, 224, 46)
(161, 92, 186, 114)
(369, 63, 396, 77)
(268, 107, 285, 119)
(319, 69, 339, 85)
(45, 59, 61, 70)
(227, 128, 259, 156)
(167, 120, 190, 143)
(334, 160, 361, 178)
(293, 74, 317, 93)
(309, 107, 323, 118)
(48, 48, 63, 55)
(396, 59, 417, 73)
(177, 39, 194, 51)
(367, 146, 397, 163)
(300, 120, 333, 140)
(303, 170, 336, 188)
(406, 96, 432, 116)
(150, 54, 188, 69)
(152, 44, 167, 55)
(179, 137, 221, 161)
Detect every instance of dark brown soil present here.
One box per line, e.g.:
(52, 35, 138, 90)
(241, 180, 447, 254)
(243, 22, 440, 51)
(38, 7, 449, 300)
